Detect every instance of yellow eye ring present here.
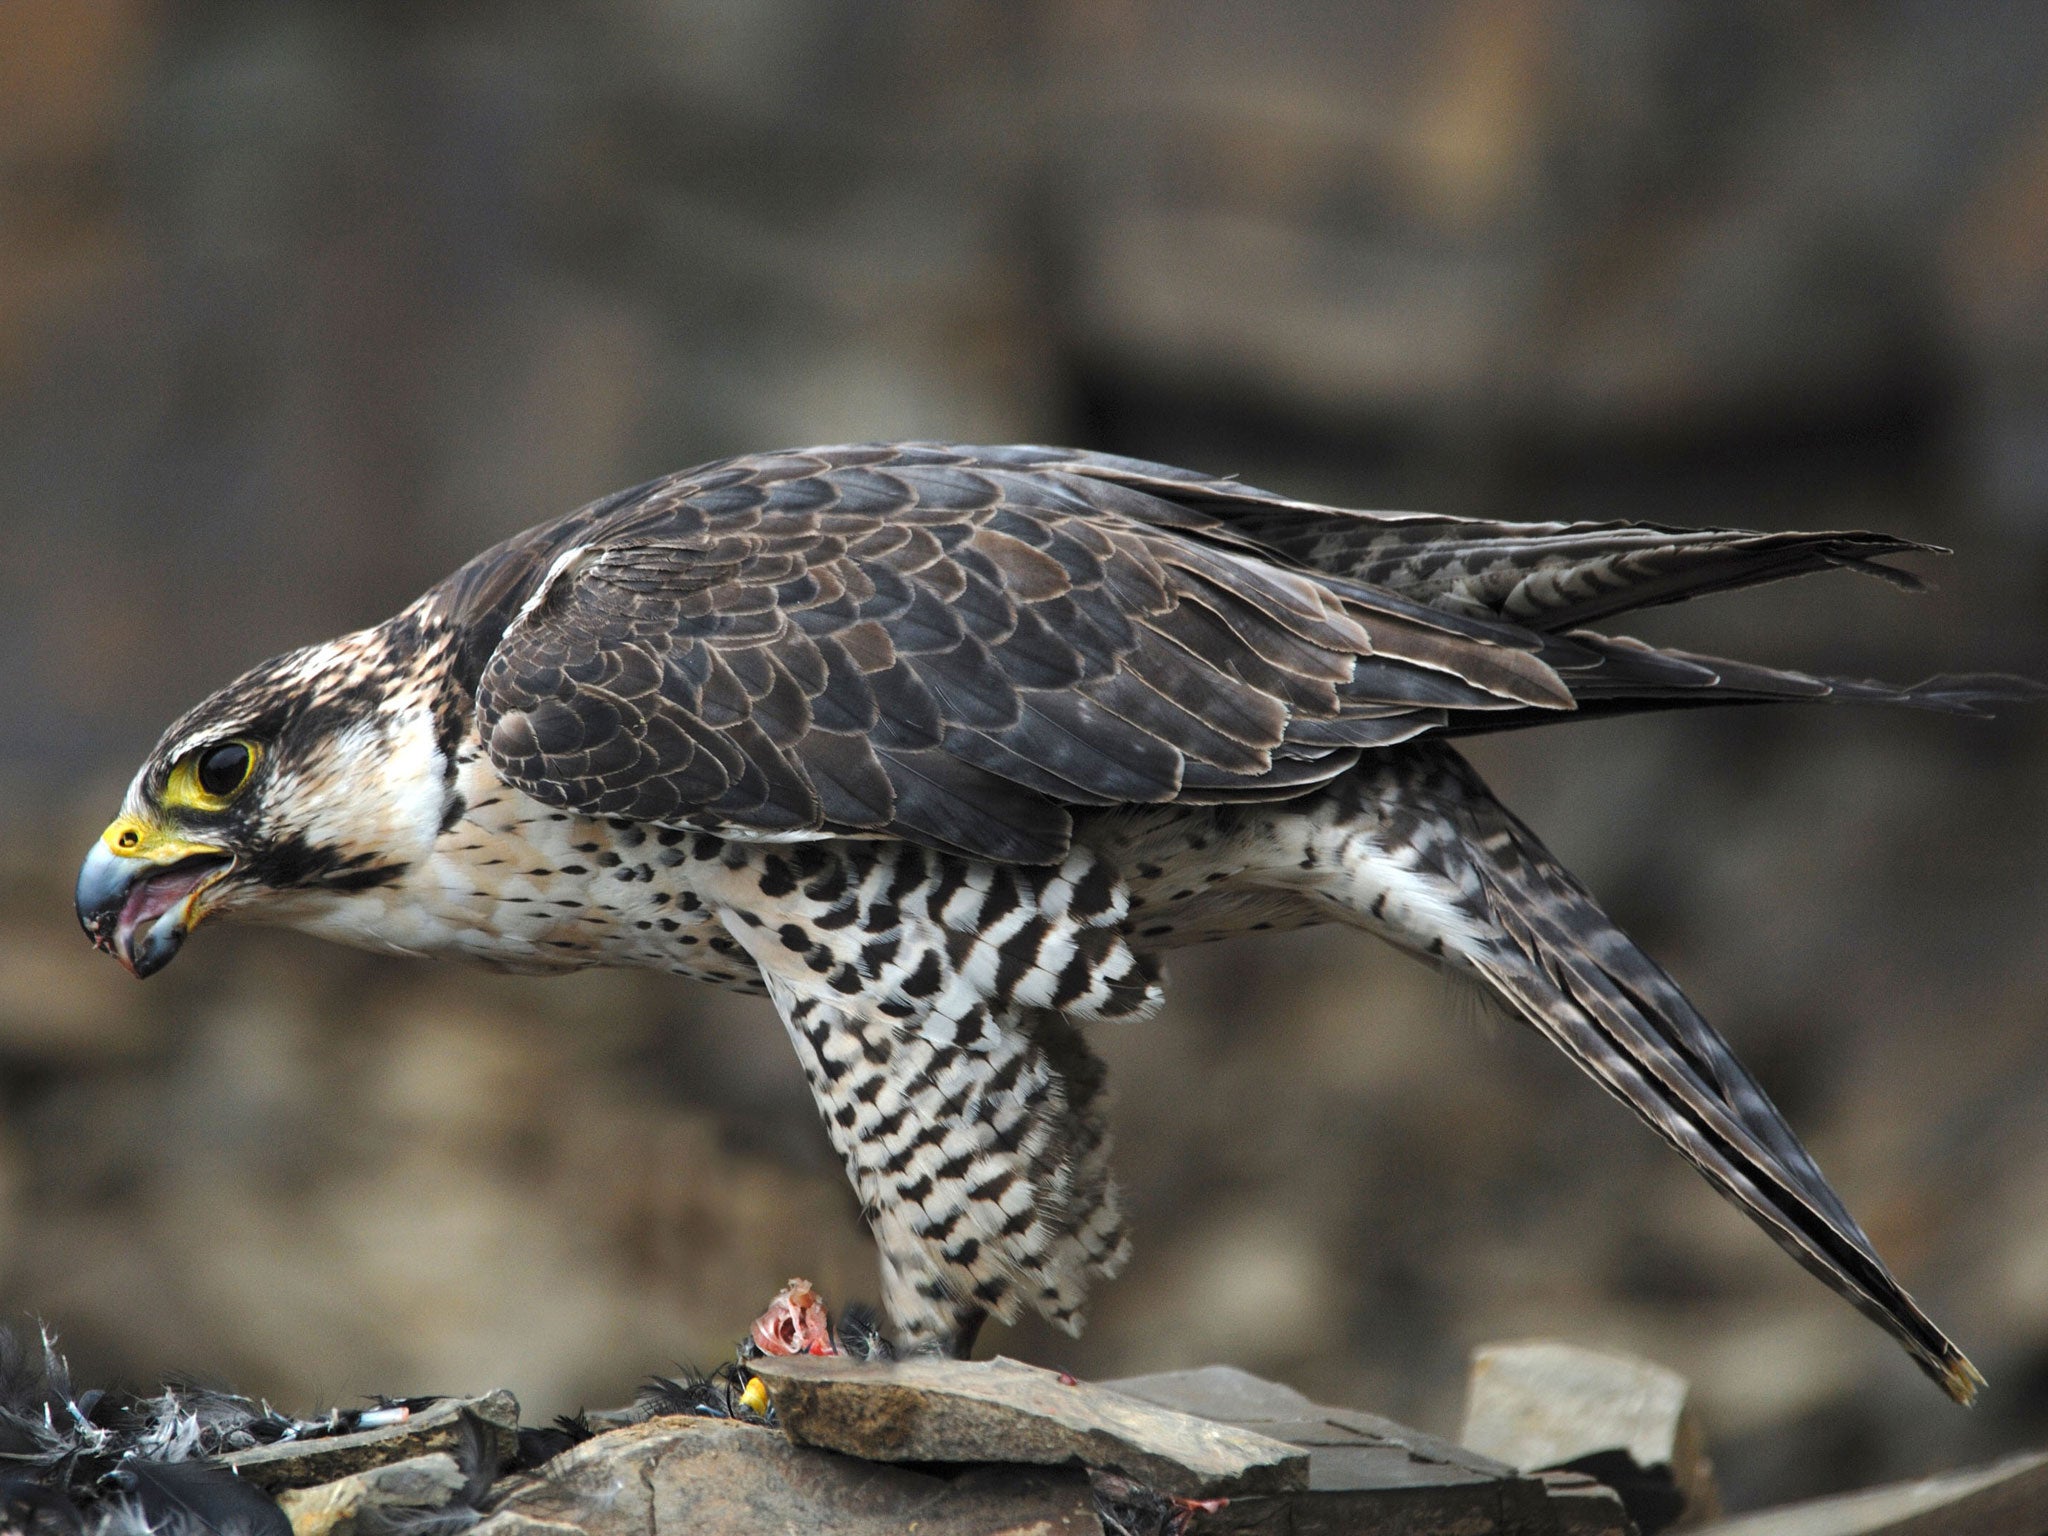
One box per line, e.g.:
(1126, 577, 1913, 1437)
(167, 739, 260, 811)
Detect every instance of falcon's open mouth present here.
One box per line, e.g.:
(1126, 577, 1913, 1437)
(76, 843, 233, 979)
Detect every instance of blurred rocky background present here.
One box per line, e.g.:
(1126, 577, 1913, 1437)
(5, 0, 2048, 1515)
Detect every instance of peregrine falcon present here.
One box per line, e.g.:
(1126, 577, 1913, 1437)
(76, 442, 2023, 1400)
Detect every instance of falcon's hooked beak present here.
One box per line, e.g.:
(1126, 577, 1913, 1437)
(76, 816, 234, 978)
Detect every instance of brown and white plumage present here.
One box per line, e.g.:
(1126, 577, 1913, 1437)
(79, 441, 2032, 1399)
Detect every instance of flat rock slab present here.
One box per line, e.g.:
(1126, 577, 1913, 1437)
(751, 1354, 1308, 1499)
(1462, 1341, 1696, 1475)
(219, 1393, 520, 1492)
(485, 1415, 1098, 1536)
(275, 1452, 467, 1536)
(1106, 1366, 1629, 1535)
(1462, 1340, 1718, 1530)
(1694, 1448, 2048, 1536)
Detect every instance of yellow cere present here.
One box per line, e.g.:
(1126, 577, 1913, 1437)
(99, 814, 226, 866)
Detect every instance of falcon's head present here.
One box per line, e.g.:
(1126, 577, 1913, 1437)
(75, 618, 461, 976)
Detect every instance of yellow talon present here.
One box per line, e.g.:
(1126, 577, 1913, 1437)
(739, 1376, 769, 1417)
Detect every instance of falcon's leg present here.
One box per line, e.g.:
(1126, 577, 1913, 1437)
(697, 840, 1149, 1354)
(877, 1248, 994, 1357)
(1238, 742, 1978, 1402)
(759, 992, 1129, 1354)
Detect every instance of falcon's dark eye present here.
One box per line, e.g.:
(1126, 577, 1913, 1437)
(196, 741, 254, 799)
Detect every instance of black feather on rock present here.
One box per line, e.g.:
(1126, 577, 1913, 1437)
(511, 1414, 594, 1473)
(101, 1460, 292, 1536)
(833, 1302, 895, 1364)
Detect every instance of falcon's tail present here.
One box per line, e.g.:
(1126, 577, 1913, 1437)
(1304, 523, 1933, 631)
(1056, 449, 1941, 631)
(1325, 746, 1981, 1403)
(1445, 630, 2048, 734)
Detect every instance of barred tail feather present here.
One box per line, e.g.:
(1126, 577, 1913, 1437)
(1325, 745, 1981, 1402)
(1052, 452, 1941, 628)
(1450, 775, 1981, 1402)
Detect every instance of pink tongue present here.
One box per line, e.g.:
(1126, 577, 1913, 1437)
(117, 862, 216, 943)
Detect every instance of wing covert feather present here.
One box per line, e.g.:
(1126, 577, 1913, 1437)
(466, 446, 1573, 859)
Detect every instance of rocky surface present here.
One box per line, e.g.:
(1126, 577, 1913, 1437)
(753, 1355, 1308, 1498)
(1104, 1364, 1619, 1535)
(220, 1391, 521, 1491)
(10, 1322, 2048, 1536)
(488, 1416, 1101, 1536)
(274, 1453, 472, 1536)
(336, 1358, 1619, 1536)
(1693, 1448, 2048, 1536)
(172, 1353, 2048, 1535)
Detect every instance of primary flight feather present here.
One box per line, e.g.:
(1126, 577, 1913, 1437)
(79, 442, 2026, 1400)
